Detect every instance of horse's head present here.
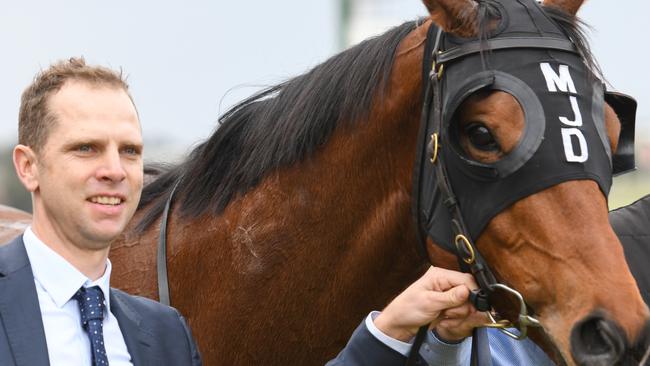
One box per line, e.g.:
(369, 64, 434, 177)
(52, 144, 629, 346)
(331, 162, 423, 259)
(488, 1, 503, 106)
(418, 0, 649, 364)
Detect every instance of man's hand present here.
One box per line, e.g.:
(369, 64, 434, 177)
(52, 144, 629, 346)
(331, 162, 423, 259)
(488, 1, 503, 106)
(373, 266, 483, 342)
(435, 303, 491, 342)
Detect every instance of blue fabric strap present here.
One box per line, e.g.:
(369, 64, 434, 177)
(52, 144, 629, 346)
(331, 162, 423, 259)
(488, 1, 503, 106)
(74, 286, 109, 366)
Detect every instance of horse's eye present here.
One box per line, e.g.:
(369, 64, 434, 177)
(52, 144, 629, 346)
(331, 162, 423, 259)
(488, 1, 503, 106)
(465, 123, 499, 151)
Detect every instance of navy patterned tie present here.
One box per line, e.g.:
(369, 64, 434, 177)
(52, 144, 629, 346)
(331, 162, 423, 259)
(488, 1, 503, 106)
(74, 286, 109, 366)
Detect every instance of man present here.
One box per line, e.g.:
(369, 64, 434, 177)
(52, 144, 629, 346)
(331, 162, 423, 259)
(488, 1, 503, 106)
(0, 58, 201, 365)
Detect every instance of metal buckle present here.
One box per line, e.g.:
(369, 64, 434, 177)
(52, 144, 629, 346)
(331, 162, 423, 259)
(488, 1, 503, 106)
(429, 133, 440, 164)
(430, 49, 445, 81)
(454, 234, 475, 264)
(482, 283, 542, 340)
(436, 63, 444, 80)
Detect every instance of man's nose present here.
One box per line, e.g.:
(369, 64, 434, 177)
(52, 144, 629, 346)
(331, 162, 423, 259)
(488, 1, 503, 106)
(97, 149, 126, 182)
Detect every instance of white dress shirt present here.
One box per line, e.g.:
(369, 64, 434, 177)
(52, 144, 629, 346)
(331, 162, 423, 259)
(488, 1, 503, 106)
(23, 227, 133, 366)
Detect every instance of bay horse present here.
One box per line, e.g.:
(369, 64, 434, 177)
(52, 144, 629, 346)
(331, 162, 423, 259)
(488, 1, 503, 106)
(2, 0, 648, 365)
(110, 0, 649, 364)
(0, 205, 30, 244)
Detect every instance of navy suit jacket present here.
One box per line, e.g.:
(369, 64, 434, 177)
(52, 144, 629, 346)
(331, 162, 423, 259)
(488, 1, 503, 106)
(326, 321, 425, 366)
(0, 236, 202, 366)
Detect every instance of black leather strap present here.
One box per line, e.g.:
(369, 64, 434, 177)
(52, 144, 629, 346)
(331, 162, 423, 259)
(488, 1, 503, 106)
(157, 178, 181, 306)
(405, 325, 430, 366)
(470, 289, 492, 312)
(412, 22, 443, 261)
(437, 37, 578, 64)
(470, 328, 494, 366)
(408, 25, 497, 366)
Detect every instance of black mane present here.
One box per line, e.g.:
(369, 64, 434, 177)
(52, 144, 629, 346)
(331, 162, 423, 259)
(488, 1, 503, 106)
(542, 5, 602, 79)
(136, 20, 419, 230)
(136, 5, 598, 232)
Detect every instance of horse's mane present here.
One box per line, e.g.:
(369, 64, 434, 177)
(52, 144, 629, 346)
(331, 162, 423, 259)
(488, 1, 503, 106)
(475, 2, 599, 78)
(542, 5, 602, 79)
(136, 20, 420, 231)
(136, 5, 598, 232)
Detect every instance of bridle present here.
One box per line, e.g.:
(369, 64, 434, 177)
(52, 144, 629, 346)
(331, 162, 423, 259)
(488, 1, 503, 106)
(407, 25, 557, 365)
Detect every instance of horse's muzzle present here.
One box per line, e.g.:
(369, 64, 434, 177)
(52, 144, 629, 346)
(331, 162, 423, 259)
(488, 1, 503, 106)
(570, 313, 650, 365)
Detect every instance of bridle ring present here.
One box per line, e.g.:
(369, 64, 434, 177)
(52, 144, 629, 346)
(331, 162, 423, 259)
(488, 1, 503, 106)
(430, 133, 439, 164)
(455, 234, 475, 264)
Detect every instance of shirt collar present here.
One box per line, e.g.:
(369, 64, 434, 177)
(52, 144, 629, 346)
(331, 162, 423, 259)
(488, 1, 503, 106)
(23, 227, 112, 311)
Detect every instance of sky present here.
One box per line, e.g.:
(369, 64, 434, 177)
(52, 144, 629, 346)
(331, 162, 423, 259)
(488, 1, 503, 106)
(1, 1, 648, 163)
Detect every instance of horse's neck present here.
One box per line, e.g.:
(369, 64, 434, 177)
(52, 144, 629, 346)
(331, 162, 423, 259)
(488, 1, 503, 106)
(198, 23, 432, 271)
(111, 23, 432, 299)
(222, 24, 435, 284)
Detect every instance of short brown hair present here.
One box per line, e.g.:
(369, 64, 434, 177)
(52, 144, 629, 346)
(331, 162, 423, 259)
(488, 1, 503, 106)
(18, 57, 132, 151)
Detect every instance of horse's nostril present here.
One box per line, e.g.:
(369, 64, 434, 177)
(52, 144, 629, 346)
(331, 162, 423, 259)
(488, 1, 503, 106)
(580, 318, 618, 354)
(570, 314, 627, 366)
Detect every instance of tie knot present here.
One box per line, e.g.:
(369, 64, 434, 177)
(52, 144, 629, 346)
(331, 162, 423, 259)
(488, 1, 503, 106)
(73, 286, 106, 324)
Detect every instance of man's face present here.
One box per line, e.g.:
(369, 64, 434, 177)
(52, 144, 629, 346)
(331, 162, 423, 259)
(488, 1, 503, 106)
(30, 81, 143, 250)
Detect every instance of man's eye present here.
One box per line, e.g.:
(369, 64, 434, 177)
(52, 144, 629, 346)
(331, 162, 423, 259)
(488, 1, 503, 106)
(78, 145, 92, 152)
(123, 147, 139, 155)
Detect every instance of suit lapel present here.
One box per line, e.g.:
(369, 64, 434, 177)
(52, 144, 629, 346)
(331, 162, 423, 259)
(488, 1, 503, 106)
(0, 237, 50, 366)
(111, 290, 154, 366)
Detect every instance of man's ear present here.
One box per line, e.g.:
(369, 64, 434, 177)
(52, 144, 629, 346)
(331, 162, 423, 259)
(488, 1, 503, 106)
(13, 144, 40, 192)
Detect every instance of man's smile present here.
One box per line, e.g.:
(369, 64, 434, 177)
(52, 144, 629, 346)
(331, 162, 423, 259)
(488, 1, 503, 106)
(88, 195, 125, 206)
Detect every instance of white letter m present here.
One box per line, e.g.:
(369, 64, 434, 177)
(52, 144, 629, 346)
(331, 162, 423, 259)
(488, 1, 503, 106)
(540, 63, 577, 94)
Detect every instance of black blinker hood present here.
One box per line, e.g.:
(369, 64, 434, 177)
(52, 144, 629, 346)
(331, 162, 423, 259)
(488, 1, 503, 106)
(606, 91, 637, 176)
(415, 0, 634, 253)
